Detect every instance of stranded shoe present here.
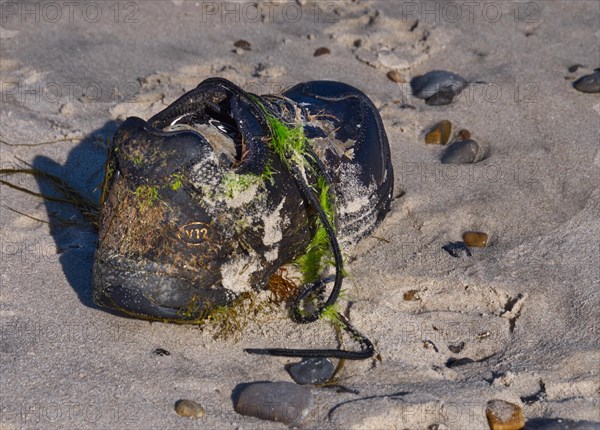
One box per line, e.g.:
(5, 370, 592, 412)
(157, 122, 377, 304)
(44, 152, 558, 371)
(93, 78, 393, 358)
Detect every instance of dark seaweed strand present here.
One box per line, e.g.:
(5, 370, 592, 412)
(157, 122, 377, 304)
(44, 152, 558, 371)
(245, 313, 374, 360)
(289, 163, 344, 321)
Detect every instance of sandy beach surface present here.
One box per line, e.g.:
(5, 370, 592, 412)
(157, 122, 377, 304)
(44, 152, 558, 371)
(1, 1, 599, 429)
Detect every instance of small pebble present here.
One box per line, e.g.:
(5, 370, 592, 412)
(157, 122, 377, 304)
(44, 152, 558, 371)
(287, 358, 335, 385)
(403, 290, 421, 301)
(485, 400, 524, 430)
(573, 71, 600, 93)
(411, 70, 467, 105)
(233, 381, 313, 425)
(457, 129, 471, 140)
(175, 399, 205, 418)
(448, 342, 465, 354)
(568, 64, 584, 73)
(425, 120, 452, 145)
(314, 47, 331, 57)
(233, 39, 251, 51)
(442, 242, 472, 258)
(387, 70, 406, 83)
(153, 348, 170, 356)
(463, 231, 489, 247)
(441, 139, 480, 164)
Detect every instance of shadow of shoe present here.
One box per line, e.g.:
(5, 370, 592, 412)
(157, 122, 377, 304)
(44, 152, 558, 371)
(32, 120, 120, 309)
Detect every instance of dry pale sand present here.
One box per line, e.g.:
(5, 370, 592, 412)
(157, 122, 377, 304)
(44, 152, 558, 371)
(1, 1, 599, 429)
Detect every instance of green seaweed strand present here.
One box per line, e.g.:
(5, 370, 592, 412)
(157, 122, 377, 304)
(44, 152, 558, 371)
(296, 176, 335, 283)
(255, 99, 338, 283)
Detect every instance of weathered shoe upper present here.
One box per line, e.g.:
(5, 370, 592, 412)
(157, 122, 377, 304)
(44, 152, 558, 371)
(93, 78, 393, 321)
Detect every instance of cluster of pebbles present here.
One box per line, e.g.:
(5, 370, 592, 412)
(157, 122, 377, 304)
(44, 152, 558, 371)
(231, 358, 336, 425)
(412, 71, 494, 259)
(175, 357, 336, 425)
(424, 119, 486, 165)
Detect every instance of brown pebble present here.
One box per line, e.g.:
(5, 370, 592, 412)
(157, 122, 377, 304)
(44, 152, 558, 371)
(387, 70, 406, 83)
(425, 120, 452, 145)
(403, 290, 420, 301)
(457, 129, 471, 140)
(175, 399, 205, 418)
(485, 400, 524, 430)
(462, 231, 489, 248)
(314, 47, 330, 57)
(234, 39, 251, 51)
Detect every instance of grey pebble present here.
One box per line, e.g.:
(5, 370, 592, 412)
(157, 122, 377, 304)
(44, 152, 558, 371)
(425, 88, 458, 106)
(411, 70, 467, 105)
(573, 71, 600, 93)
(174, 399, 205, 418)
(448, 342, 465, 354)
(287, 358, 335, 385)
(442, 242, 472, 258)
(233, 381, 313, 425)
(441, 139, 480, 164)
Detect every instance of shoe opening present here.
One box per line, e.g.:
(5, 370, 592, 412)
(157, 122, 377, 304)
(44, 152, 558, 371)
(162, 103, 245, 167)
